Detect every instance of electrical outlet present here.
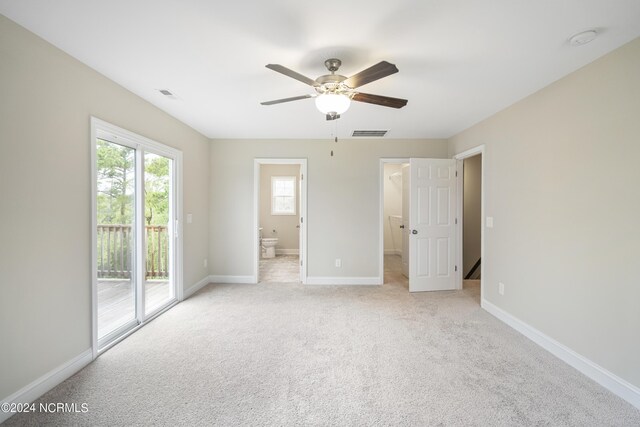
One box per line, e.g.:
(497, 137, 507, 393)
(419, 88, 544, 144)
(203, 259, 208, 268)
(335, 259, 342, 268)
(498, 282, 505, 295)
(486, 217, 494, 228)
(187, 213, 193, 224)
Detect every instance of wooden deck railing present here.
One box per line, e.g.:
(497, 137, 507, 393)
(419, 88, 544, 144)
(97, 224, 169, 279)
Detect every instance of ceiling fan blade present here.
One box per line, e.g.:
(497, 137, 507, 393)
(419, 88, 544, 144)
(260, 94, 314, 105)
(352, 92, 408, 109)
(265, 64, 318, 87)
(343, 61, 399, 88)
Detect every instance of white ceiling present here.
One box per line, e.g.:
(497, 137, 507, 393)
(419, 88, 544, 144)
(2, 1, 640, 139)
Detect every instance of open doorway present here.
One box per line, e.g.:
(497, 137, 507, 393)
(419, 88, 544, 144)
(380, 159, 409, 288)
(455, 145, 485, 304)
(380, 158, 458, 292)
(253, 159, 307, 284)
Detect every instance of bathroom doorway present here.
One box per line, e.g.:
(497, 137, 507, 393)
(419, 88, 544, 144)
(253, 159, 307, 284)
(381, 160, 409, 287)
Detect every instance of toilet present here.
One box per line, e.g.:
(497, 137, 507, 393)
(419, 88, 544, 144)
(261, 237, 278, 259)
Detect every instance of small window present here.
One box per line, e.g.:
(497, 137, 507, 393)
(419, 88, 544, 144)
(271, 176, 296, 215)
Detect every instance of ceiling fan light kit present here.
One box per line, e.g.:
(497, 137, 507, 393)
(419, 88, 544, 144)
(315, 93, 351, 115)
(261, 57, 407, 120)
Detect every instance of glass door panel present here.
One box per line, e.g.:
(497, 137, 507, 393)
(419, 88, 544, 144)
(96, 139, 137, 341)
(144, 152, 174, 315)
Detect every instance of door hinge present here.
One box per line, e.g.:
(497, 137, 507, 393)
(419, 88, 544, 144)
(300, 217, 303, 223)
(301, 173, 304, 180)
(455, 218, 458, 225)
(455, 171, 458, 177)
(455, 265, 458, 272)
(300, 259, 303, 266)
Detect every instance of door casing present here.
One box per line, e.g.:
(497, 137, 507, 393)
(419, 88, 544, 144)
(253, 159, 308, 284)
(453, 144, 486, 300)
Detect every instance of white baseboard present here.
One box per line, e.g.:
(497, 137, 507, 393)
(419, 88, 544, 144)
(209, 275, 255, 284)
(384, 249, 401, 256)
(183, 275, 211, 299)
(275, 249, 299, 255)
(0, 349, 92, 424)
(482, 299, 640, 410)
(306, 276, 382, 285)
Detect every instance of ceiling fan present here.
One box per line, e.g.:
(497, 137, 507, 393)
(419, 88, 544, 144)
(260, 58, 408, 120)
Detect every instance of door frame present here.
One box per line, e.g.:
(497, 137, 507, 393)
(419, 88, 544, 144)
(378, 158, 409, 284)
(453, 144, 485, 299)
(90, 117, 183, 359)
(253, 159, 307, 284)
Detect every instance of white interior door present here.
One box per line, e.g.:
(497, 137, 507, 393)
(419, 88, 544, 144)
(409, 158, 457, 292)
(401, 164, 410, 277)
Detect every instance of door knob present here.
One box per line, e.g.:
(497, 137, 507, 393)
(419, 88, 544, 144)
(411, 230, 418, 235)
(399, 225, 405, 229)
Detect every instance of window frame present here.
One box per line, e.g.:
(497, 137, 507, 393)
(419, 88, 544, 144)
(271, 176, 297, 216)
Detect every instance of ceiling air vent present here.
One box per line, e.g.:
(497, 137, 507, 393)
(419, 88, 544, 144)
(351, 130, 388, 137)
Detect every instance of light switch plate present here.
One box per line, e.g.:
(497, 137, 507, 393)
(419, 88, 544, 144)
(486, 216, 494, 228)
(187, 213, 193, 224)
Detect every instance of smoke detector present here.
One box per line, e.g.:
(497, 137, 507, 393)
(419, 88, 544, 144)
(568, 30, 598, 46)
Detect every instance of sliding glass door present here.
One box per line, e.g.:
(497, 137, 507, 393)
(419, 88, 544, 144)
(93, 119, 180, 352)
(143, 152, 174, 315)
(96, 139, 137, 341)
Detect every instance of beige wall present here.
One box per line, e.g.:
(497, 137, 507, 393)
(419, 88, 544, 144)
(0, 16, 210, 400)
(383, 164, 403, 254)
(209, 139, 448, 278)
(260, 164, 300, 251)
(449, 37, 640, 388)
(463, 155, 482, 276)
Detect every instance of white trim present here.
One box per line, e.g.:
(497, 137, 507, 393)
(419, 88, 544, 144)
(90, 119, 99, 359)
(306, 276, 382, 285)
(0, 349, 92, 424)
(135, 139, 145, 325)
(209, 275, 255, 284)
(482, 299, 640, 409)
(183, 275, 211, 299)
(275, 249, 300, 255)
(254, 159, 307, 285)
(379, 158, 410, 285)
(453, 144, 485, 300)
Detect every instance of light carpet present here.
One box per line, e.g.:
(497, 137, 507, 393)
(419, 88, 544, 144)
(5, 260, 640, 426)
